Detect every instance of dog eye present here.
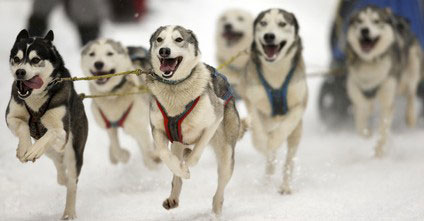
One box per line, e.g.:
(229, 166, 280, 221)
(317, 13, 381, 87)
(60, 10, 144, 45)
(13, 56, 20, 63)
(175, 37, 183, 43)
(373, 19, 381, 24)
(278, 22, 286, 28)
(260, 21, 267, 26)
(89, 52, 95, 57)
(107, 52, 114, 56)
(237, 16, 244, 22)
(31, 57, 40, 64)
(157, 37, 163, 42)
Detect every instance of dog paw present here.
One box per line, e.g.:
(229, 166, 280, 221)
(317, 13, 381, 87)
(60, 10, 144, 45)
(163, 198, 179, 210)
(61, 210, 76, 220)
(359, 128, 372, 138)
(279, 186, 293, 195)
(22, 143, 46, 162)
(16, 147, 27, 163)
(117, 148, 130, 163)
(143, 152, 161, 170)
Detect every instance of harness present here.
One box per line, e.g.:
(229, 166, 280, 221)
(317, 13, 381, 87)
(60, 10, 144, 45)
(255, 56, 299, 116)
(99, 103, 133, 128)
(155, 67, 233, 143)
(24, 97, 52, 140)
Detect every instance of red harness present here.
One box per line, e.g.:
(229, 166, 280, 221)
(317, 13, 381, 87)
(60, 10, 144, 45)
(156, 95, 233, 144)
(99, 103, 134, 129)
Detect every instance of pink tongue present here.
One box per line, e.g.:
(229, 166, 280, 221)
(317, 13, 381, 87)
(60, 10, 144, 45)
(23, 76, 43, 89)
(160, 59, 178, 72)
(264, 46, 278, 58)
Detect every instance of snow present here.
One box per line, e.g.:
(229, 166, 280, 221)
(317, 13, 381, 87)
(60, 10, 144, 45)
(1, 0, 423, 220)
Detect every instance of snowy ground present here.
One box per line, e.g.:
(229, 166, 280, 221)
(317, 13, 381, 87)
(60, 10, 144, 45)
(1, 0, 424, 220)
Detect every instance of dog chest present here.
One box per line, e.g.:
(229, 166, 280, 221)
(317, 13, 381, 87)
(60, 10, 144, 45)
(349, 56, 392, 90)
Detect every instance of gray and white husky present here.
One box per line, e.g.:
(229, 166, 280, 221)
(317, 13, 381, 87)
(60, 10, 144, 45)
(240, 9, 308, 194)
(81, 38, 160, 167)
(215, 9, 253, 95)
(346, 6, 422, 157)
(146, 25, 248, 215)
(6, 29, 88, 219)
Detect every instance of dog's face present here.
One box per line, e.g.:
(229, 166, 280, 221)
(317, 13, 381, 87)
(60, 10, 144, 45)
(217, 9, 253, 47)
(9, 29, 60, 99)
(253, 9, 299, 62)
(347, 6, 395, 61)
(81, 39, 133, 91)
(150, 25, 200, 81)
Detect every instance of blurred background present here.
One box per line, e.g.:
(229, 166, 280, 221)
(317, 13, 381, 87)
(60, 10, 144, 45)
(0, 0, 423, 220)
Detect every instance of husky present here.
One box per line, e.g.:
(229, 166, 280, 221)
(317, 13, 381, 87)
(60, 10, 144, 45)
(240, 9, 308, 194)
(346, 6, 422, 157)
(146, 25, 248, 215)
(81, 39, 160, 167)
(215, 9, 253, 96)
(5, 29, 88, 219)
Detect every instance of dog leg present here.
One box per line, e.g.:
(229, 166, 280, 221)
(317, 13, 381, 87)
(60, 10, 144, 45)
(46, 150, 67, 186)
(185, 117, 223, 167)
(375, 78, 396, 158)
(212, 143, 234, 215)
(153, 130, 189, 178)
(23, 107, 67, 162)
(62, 142, 78, 220)
(163, 143, 185, 210)
(280, 121, 302, 195)
(406, 91, 417, 128)
(107, 128, 130, 164)
(404, 46, 421, 128)
(6, 99, 32, 163)
(347, 80, 372, 137)
(126, 125, 160, 169)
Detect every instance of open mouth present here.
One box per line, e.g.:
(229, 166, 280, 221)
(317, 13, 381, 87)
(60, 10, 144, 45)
(261, 41, 286, 61)
(159, 56, 183, 79)
(16, 75, 43, 98)
(359, 36, 379, 53)
(222, 30, 243, 45)
(90, 69, 115, 85)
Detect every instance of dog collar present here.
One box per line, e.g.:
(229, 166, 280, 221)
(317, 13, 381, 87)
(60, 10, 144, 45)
(255, 55, 299, 116)
(151, 67, 196, 85)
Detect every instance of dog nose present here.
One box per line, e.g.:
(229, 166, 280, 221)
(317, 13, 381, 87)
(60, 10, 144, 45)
(264, 33, 275, 44)
(224, 23, 233, 31)
(94, 61, 104, 70)
(361, 28, 370, 37)
(159, 47, 171, 58)
(15, 69, 26, 79)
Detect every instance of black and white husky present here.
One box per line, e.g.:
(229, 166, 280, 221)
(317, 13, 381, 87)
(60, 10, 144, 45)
(240, 9, 308, 194)
(6, 29, 88, 219)
(147, 25, 248, 215)
(346, 6, 422, 157)
(81, 39, 160, 167)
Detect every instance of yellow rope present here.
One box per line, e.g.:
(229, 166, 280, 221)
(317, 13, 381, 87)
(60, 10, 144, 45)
(216, 48, 250, 71)
(58, 69, 146, 83)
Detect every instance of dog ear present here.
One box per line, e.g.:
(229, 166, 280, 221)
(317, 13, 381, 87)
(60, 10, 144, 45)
(16, 29, 29, 42)
(44, 30, 54, 42)
(290, 13, 299, 35)
(186, 29, 200, 56)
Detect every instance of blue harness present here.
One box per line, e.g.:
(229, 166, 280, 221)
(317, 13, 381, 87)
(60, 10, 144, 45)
(255, 57, 298, 116)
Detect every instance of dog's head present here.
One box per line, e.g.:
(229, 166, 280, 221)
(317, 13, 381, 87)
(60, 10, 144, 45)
(149, 25, 200, 81)
(217, 9, 253, 47)
(252, 8, 299, 63)
(10, 29, 63, 99)
(81, 39, 134, 91)
(347, 6, 395, 61)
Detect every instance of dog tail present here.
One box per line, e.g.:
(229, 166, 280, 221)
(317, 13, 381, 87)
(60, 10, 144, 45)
(238, 117, 250, 140)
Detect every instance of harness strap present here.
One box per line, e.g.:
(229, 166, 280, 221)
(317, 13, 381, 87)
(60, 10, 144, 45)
(99, 103, 133, 129)
(210, 67, 234, 106)
(255, 56, 299, 116)
(156, 97, 200, 143)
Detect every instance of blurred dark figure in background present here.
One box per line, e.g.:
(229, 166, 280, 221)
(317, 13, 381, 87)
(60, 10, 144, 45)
(319, 0, 424, 129)
(27, 0, 147, 46)
(28, 0, 104, 46)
